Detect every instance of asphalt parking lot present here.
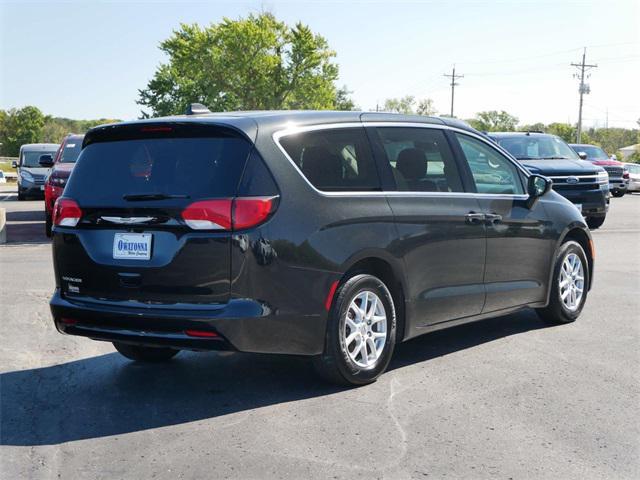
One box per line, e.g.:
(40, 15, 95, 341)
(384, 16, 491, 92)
(1, 186, 639, 479)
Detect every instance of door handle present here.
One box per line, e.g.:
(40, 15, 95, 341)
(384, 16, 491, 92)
(485, 213, 503, 224)
(465, 212, 485, 225)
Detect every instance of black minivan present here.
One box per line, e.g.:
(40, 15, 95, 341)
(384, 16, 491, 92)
(50, 110, 594, 385)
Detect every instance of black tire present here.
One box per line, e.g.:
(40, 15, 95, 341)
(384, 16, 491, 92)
(113, 342, 179, 362)
(586, 216, 605, 229)
(313, 274, 396, 386)
(611, 190, 625, 198)
(536, 240, 589, 325)
(45, 213, 52, 238)
(17, 189, 25, 201)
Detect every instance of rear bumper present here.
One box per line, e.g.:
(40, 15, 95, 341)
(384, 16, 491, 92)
(556, 188, 609, 217)
(50, 289, 326, 355)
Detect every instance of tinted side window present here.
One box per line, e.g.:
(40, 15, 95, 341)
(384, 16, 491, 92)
(278, 128, 380, 191)
(455, 133, 524, 195)
(376, 127, 463, 192)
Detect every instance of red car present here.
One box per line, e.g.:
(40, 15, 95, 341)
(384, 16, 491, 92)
(44, 134, 84, 236)
(569, 143, 629, 197)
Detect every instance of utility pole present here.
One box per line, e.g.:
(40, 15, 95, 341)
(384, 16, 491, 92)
(443, 65, 464, 117)
(571, 48, 597, 143)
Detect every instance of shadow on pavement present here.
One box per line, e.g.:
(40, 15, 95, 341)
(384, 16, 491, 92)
(0, 309, 548, 446)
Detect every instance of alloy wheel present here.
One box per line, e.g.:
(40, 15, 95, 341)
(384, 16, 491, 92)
(343, 290, 387, 368)
(559, 253, 584, 312)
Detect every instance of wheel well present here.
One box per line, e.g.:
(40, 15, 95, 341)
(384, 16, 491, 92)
(344, 257, 407, 343)
(563, 228, 594, 289)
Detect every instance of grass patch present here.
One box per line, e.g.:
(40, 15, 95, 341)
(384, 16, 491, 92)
(0, 160, 16, 172)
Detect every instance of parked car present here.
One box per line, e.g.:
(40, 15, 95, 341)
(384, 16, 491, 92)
(49, 109, 594, 385)
(624, 163, 640, 194)
(0, 170, 6, 183)
(569, 143, 628, 197)
(14, 143, 59, 200)
(42, 134, 84, 236)
(489, 132, 609, 229)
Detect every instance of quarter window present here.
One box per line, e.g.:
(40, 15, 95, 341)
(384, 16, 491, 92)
(278, 128, 380, 191)
(375, 127, 464, 192)
(455, 133, 524, 195)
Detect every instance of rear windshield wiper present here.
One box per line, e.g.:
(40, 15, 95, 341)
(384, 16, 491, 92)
(123, 193, 190, 201)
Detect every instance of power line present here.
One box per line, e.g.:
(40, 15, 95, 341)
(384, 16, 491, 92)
(571, 48, 597, 143)
(443, 65, 464, 117)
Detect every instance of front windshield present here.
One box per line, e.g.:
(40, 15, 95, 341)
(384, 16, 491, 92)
(574, 145, 609, 160)
(21, 150, 57, 168)
(497, 136, 579, 160)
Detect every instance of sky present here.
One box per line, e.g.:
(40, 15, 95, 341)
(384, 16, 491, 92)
(1, 0, 639, 128)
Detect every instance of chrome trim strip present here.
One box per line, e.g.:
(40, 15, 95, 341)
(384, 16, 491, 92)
(101, 216, 157, 224)
(548, 175, 599, 179)
(272, 121, 530, 199)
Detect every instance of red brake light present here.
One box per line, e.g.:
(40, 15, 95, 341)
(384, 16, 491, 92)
(233, 197, 275, 230)
(140, 126, 173, 133)
(181, 197, 276, 231)
(53, 198, 82, 227)
(181, 199, 232, 230)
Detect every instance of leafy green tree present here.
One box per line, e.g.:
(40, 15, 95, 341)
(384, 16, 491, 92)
(469, 110, 519, 132)
(335, 86, 356, 111)
(416, 98, 436, 116)
(546, 123, 575, 142)
(382, 96, 416, 114)
(0, 106, 46, 156)
(138, 13, 349, 116)
(382, 96, 436, 115)
(519, 122, 545, 133)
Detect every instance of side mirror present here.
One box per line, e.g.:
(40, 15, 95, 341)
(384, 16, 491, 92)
(577, 151, 588, 160)
(39, 154, 54, 167)
(11, 160, 17, 168)
(526, 174, 552, 208)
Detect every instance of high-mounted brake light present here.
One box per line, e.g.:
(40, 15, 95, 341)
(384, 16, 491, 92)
(140, 126, 173, 133)
(53, 198, 82, 227)
(181, 197, 276, 231)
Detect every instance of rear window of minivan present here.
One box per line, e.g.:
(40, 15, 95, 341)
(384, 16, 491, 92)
(64, 132, 252, 206)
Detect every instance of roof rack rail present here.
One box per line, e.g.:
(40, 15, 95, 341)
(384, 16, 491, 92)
(185, 103, 211, 115)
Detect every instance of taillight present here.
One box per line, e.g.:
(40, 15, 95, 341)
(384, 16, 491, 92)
(53, 198, 82, 227)
(181, 196, 276, 231)
(233, 197, 275, 230)
(181, 199, 232, 230)
(623, 172, 629, 179)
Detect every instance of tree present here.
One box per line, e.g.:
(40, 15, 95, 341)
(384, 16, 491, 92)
(469, 110, 519, 132)
(138, 13, 350, 116)
(519, 122, 545, 132)
(382, 96, 415, 114)
(0, 106, 46, 156)
(416, 98, 436, 116)
(381, 96, 436, 115)
(335, 86, 356, 111)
